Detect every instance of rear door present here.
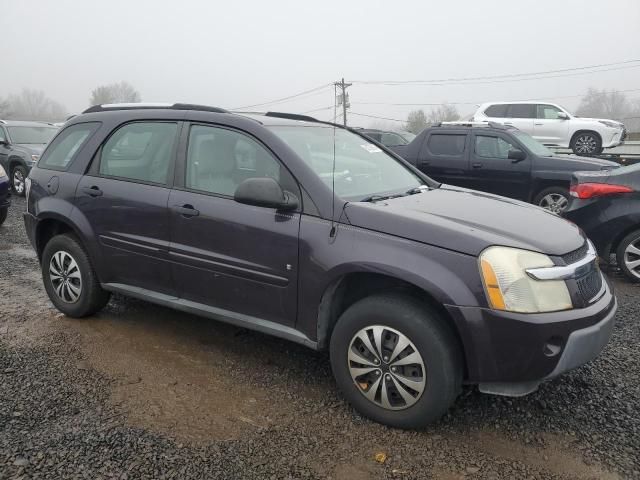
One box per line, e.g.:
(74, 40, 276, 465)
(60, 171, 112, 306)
(533, 104, 569, 145)
(504, 104, 535, 135)
(76, 121, 179, 295)
(416, 131, 473, 187)
(468, 131, 531, 200)
(168, 123, 301, 327)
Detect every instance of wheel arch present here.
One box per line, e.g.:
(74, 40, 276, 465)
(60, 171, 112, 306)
(8, 155, 26, 171)
(570, 129, 602, 146)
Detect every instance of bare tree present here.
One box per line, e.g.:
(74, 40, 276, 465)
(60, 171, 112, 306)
(576, 88, 630, 120)
(0, 97, 11, 118)
(89, 81, 141, 105)
(5, 89, 67, 121)
(427, 103, 460, 123)
(405, 109, 428, 134)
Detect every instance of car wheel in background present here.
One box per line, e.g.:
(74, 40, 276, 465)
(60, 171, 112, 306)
(329, 294, 462, 429)
(616, 229, 640, 282)
(571, 132, 603, 156)
(534, 187, 571, 213)
(41, 233, 111, 317)
(0, 207, 6, 226)
(11, 165, 27, 197)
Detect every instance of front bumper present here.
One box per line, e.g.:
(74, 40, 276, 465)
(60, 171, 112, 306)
(446, 275, 616, 396)
(0, 181, 10, 209)
(602, 128, 626, 148)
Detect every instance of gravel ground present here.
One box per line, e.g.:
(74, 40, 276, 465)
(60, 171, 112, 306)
(1, 196, 638, 479)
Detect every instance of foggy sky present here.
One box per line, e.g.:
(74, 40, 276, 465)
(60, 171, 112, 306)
(2, 0, 639, 127)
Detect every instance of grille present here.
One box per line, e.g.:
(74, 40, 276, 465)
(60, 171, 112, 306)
(577, 269, 603, 303)
(562, 242, 588, 265)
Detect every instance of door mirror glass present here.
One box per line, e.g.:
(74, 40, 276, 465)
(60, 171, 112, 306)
(508, 149, 527, 162)
(234, 177, 298, 211)
(557, 111, 569, 120)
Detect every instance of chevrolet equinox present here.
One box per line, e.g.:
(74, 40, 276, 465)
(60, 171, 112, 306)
(24, 103, 617, 428)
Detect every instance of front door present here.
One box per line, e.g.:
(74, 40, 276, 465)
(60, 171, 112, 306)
(75, 121, 179, 295)
(533, 104, 569, 146)
(169, 123, 300, 327)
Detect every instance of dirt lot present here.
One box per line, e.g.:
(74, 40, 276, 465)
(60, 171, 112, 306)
(1, 196, 639, 479)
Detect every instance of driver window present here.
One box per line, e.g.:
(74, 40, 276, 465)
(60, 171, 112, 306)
(475, 135, 514, 159)
(536, 104, 562, 119)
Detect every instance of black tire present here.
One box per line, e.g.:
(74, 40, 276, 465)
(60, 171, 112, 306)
(570, 132, 603, 156)
(329, 294, 462, 429)
(0, 207, 6, 226)
(41, 233, 110, 317)
(616, 229, 640, 283)
(533, 186, 570, 213)
(11, 164, 27, 197)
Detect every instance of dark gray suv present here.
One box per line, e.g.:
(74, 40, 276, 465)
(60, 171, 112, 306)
(24, 103, 617, 428)
(0, 120, 59, 196)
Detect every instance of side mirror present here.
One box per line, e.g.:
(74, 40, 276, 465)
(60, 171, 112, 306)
(234, 177, 299, 211)
(508, 149, 527, 162)
(557, 112, 569, 120)
(0, 138, 8, 146)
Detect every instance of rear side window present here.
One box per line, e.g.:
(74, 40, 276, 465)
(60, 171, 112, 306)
(426, 134, 466, 155)
(38, 122, 99, 171)
(506, 104, 535, 118)
(484, 104, 508, 118)
(99, 122, 178, 185)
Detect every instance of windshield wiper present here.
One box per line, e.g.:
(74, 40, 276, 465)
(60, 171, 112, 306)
(360, 194, 404, 203)
(405, 185, 429, 195)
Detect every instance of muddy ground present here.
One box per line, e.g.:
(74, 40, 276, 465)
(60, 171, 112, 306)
(1, 196, 638, 479)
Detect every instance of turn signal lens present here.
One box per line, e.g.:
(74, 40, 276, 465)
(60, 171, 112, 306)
(480, 259, 506, 310)
(570, 183, 633, 199)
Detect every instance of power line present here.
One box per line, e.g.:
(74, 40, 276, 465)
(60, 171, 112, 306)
(349, 60, 640, 86)
(302, 105, 334, 114)
(231, 83, 332, 110)
(349, 112, 406, 123)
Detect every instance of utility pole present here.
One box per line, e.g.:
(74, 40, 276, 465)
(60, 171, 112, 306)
(335, 77, 352, 126)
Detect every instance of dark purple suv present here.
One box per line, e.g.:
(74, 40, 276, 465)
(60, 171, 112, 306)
(23, 104, 617, 428)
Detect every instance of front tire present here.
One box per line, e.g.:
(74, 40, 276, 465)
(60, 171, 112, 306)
(533, 186, 570, 213)
(616, 229, 640, 282)
(329, 294, 462, 429)
(571, 132, 603, 156)
(11, 165, 27, 197)
(41, 233, 110, 317)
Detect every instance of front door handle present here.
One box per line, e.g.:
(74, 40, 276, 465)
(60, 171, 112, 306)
(534, 122, 543, 126)
(472, 162, 483, 169)
(81, 186, 103, 197)
(172, 204, 200, 217)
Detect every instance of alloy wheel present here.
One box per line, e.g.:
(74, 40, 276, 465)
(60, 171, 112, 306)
(347, 325, 426, 410)
(539, 193, 568, 213)
(574, 134, 597, 155)
(623, 239, 640, 280)
(13, 169, 25, 195)
(49, 251, 83, 303)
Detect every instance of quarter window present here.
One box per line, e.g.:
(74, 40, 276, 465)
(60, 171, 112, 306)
(475, 135, 516, 159)
(507, 104, 535, 119)
(427, 134, 466, 155)
(536, 104, 563, 119)
(484, 104, 508, 118)
(186, 125, 295, 197)
(38, 122, 99, 171)
(99, 122, 178, 185)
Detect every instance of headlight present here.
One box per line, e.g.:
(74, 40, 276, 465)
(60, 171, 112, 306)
(599, 120, 620, 128)
(479, 246, 572, 313)
(0, 165, 6, 177)
(31, 154, 40, 162)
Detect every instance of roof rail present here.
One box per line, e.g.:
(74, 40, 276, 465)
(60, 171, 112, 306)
(82, 103, 228, 114)
(0, 119, 6, 125)
(265, 112, 319, 122)
(438, 120, 513, 130)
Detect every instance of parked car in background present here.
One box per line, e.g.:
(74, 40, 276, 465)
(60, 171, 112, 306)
(0, 120, 59, 196)
(24, 103, 616, 428)
(389, 121, 618, 212)
(473, 102, 626, 156)
(0, 164, 10, 226)
(564, 163, 640, 281)
(359, 128, 416, 147)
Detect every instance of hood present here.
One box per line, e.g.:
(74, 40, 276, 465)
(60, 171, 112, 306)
(574, 117, 624, 127)
(344, 185, 584, 257)
(15, 144, 46, 155)
(546, 155, 619, 170)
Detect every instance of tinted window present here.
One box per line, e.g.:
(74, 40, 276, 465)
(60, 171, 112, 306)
(39, 122, 99, 171)
(186, 125, 296, 197)
(475, 135, 517, 159)
(484, 104, 508, 118)
(380, 132, 407, 146)
(0, 127, 6, 143)
(507, 104, 535, 118)
(100, 122, 177, 185)
(536, 104, 563, 119)
(7, 126, 58, 144)
(427, 134, 466, 155)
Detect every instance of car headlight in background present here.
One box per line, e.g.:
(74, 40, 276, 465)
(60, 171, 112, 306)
(479, 246, 572, 313)
(598, 120, 621, 128)
(0, 165, 6, 178)
(31, 154, 40, 162)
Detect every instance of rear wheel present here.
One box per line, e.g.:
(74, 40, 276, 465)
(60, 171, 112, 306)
(0, 207, 7, 226)
(533, 186, 570, 213)
(41, 233, 110, 317)
(329, 294, 462, 428)
(571, 132, 602, 156)
(11, 165, 27, 197)
(616, 230, 640, 282)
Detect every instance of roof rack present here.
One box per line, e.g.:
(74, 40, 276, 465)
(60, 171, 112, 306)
(0, 120, 6, 125)
(82, 103, 228, 114)
(438, 120, 513, 130)
(264, 112, 319, 122)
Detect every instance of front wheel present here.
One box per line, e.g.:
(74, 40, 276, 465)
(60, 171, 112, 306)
(571, 132, 603, 156)
(616, 229, 640, 282)
(329, 294, 462, 429)
(533, 186, 570, 214)
(11, 165, 27, 197)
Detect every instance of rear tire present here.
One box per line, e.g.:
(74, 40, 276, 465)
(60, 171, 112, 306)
(11, 165, 27, 197)
(571, 132, 602, 156)
(329, 294, 462, 429)
(41, 233, 110, 317)
(533, 186, 570, 213)
(0, 207, 6, 226)
(616, 229, 640, 282)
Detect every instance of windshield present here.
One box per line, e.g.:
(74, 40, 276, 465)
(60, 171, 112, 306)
(512, 130, 554, 157)
(8, 126, 59, 144)
(269, 125, 424, 201)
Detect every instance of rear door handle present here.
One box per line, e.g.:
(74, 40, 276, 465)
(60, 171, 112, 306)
(472, 162, 483, 169)
(81, 186, 103, 197)
(172, 204, 200, 217)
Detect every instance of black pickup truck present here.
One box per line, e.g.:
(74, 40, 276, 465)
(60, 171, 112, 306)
(389, 122, 618, 213)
